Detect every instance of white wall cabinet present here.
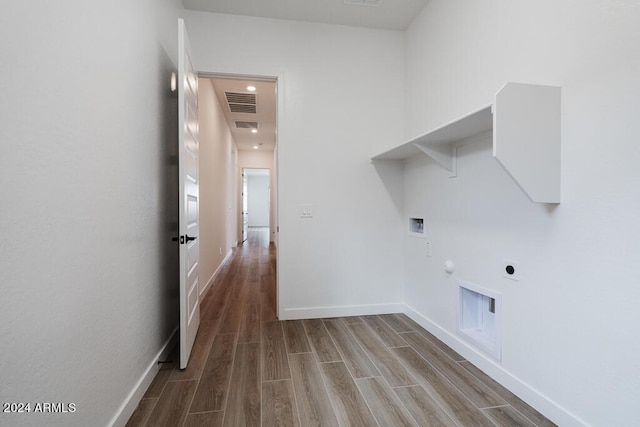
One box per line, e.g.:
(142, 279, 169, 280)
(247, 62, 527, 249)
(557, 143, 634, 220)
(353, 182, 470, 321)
(372, 82, 561, 203)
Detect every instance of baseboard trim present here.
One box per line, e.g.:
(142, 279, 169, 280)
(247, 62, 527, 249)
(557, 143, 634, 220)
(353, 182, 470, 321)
(199, 249, 234, 298)
(281, 303, 404, 320)
(109, 327, 178, 427)
(403, 304, 587, 427)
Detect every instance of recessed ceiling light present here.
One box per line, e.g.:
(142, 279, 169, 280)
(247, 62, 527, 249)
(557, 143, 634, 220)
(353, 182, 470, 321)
(251, 129, 257, 133)
(253, 145, 259, 150)
(246, 85, 256, 92)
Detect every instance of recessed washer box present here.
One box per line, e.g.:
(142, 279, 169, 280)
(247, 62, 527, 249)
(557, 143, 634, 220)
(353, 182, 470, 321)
(457, 279, 502, 361)
(409, 217, 425, 237)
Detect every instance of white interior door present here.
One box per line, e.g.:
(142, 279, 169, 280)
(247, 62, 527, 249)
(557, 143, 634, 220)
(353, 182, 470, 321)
(178, 18, 200, 369)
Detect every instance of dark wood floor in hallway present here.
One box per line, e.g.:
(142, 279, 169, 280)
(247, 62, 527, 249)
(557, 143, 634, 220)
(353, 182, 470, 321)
(126, 226, 555, 427)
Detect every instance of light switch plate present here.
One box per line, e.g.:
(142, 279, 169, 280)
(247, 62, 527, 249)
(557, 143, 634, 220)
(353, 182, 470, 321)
(300, 204, 313, 218)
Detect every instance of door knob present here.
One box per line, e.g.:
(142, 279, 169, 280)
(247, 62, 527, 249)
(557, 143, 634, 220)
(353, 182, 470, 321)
(185, 235, 197, 242)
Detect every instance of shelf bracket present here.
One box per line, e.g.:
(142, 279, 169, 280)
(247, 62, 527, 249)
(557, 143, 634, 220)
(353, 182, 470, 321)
(493, 82, 561, 203)
(413, 142, 457, 177)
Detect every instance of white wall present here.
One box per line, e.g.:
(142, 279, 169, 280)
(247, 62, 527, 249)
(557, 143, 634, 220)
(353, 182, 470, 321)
(0, 0, 184, 426)
(184, 11, 406, 319)
(198, 78, 238, 296)
(402, 1, 640, 425)
(247, 174, 270, 227)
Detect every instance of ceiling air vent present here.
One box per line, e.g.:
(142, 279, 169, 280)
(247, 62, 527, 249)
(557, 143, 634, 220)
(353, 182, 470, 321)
(235, 121, 259, 129)
(225, 91, 257, 114)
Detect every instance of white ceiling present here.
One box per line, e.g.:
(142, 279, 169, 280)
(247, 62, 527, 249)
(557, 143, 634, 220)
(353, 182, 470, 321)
(183, 0, 430, 31)
(208, 77, 277, 152)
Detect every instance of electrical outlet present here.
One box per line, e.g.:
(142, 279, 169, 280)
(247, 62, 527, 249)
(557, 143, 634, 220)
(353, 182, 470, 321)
(503, 259, 520, 281)
(425, 241, 432, 257)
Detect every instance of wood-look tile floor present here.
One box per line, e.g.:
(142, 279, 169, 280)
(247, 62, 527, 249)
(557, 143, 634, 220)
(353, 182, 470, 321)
(127, 227, 556, 427)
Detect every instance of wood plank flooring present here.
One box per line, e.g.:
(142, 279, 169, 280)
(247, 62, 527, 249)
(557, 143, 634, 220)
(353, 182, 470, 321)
(127, 227, 555, 427)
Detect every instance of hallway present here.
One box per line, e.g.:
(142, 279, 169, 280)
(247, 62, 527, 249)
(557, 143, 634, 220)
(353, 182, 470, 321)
(126, 227, 554, 426)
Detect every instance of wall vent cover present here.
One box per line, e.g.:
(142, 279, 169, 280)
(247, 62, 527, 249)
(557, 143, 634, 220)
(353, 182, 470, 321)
(225, 92, 257, 114)
(235, 121, 259, 129)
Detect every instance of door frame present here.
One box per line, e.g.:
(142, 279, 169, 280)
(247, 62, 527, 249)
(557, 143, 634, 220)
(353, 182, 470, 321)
(197, 71, 282, 319)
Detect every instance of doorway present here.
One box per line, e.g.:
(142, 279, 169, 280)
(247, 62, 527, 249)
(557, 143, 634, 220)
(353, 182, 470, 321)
(242, 168, 270, 244)
(198, 72, 279, 317)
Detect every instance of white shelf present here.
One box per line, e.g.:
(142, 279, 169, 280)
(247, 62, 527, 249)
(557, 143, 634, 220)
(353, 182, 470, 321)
(372, 82, 561, 203)
(372, 105, 492, 169)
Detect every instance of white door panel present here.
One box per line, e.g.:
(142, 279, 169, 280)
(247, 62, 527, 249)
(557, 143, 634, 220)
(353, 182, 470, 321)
(178, 18, 200, 369)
